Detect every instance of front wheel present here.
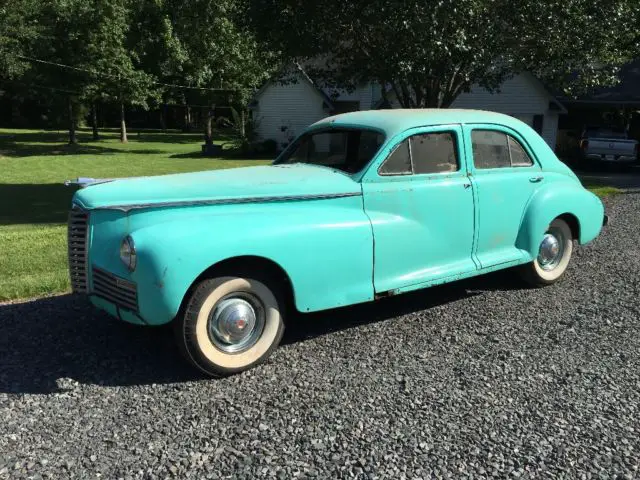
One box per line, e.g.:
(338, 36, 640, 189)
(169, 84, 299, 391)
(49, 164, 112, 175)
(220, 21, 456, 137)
(175, 276, 285, 377)
(519, 218, 574, 286)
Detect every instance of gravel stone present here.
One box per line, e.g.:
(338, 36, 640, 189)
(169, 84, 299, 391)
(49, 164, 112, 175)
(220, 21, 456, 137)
(1, 193, 639, 478)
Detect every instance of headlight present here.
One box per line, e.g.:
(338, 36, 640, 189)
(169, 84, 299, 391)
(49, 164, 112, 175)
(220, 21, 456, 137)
(119, 235, 137, 271)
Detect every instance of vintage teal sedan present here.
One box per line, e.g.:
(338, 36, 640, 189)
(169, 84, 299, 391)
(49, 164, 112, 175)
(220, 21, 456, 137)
(68, 109, 607, 377)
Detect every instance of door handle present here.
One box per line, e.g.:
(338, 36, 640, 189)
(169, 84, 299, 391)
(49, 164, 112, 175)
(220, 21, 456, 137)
(529, 176, 544, 183)
(463, 183, 472, 189)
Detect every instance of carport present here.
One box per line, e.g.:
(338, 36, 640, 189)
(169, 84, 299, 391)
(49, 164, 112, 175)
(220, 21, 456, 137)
(556, 59, 640, 156)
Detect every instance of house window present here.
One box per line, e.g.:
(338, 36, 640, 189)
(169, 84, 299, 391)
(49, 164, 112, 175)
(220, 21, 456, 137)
(472, 130, 534, 169)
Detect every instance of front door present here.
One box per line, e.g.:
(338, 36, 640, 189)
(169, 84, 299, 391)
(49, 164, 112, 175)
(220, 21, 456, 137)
(464, 124, 544, 268)
(362, 125, 477, 294)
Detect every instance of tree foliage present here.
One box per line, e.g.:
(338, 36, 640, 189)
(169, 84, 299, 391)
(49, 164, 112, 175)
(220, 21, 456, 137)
(0, 0, 41, 79)
(250, 0, 640, 108)
(1, 0, 277, 140)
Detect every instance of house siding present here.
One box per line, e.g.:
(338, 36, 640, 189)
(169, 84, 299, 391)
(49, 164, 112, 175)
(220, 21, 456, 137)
(253, 72, 561, 150)
(451, 73, 558, 148)
(542, 112, 559, 150)
(253, 75, 329, 146)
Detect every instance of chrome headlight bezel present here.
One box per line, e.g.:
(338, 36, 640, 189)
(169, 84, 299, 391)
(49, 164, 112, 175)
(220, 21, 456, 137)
(119, 235, 137, 271)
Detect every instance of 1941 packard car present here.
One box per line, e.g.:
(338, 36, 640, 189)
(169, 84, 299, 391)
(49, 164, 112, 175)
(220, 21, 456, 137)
(68, 109, 607, 377)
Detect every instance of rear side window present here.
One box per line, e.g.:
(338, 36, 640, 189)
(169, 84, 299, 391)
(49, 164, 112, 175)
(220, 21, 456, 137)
(410, 133, 459, 174)
(472, 130, 534, 169)
(379, 131, 459, 175)
(508, 136, 533, 167)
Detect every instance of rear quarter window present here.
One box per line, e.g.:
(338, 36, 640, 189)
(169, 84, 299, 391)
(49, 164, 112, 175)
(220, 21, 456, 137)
(472, 130, 534, 169)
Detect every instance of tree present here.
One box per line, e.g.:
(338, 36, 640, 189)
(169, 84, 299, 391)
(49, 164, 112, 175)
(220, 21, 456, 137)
(17, 0, 158, 143)
(165, 0, 277, 143)
(509, 1, 639, 97)
(24, 0, 96, 143)
(80, 0, 158, 143)
(250, 0, 640, 108)
(0, 0, 41, 79)
(127, 0, 188, 131)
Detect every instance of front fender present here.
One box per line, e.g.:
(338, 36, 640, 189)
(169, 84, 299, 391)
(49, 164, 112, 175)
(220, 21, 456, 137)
(516, 182, 604, 257)
(129, 198, 374, 324)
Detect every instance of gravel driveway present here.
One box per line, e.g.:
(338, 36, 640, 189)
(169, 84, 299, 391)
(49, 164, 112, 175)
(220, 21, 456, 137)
(1, 194, 639, 479)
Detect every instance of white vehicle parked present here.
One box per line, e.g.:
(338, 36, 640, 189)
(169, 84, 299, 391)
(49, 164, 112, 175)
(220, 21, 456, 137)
(579, 126, 638, 168)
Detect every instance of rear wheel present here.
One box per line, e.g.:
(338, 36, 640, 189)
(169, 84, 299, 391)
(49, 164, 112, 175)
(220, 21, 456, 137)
(519, 218, 574, 286)
(175, 275, 285, 377)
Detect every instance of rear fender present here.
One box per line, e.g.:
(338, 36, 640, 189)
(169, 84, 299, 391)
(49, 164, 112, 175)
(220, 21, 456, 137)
(516, 183, 604, 257)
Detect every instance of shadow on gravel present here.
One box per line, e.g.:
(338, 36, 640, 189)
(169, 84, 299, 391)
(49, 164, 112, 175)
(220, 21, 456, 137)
(0, 270, 522, 394)
(283, 270, 521, 345)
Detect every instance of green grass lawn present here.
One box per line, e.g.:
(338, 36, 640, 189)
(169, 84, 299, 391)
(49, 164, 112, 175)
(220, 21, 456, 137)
(0, 128, 268, 301)
(0, 128, 623, 302)
(582, 185, 623, 197)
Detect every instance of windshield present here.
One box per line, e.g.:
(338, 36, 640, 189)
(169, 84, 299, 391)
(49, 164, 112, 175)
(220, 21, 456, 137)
(275, 128, 386, 174)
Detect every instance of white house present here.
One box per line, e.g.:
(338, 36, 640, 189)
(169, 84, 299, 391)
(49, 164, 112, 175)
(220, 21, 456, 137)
(249, 68, 567, 150)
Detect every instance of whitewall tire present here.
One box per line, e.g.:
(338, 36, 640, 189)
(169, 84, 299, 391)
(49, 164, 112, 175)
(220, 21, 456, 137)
(176, 276, 285, 377)
(520, 218, 574, 286)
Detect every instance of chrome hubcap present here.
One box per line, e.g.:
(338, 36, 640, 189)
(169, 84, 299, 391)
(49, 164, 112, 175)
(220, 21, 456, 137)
(208, 294, 265, 353)
(537, 229, 564, 271)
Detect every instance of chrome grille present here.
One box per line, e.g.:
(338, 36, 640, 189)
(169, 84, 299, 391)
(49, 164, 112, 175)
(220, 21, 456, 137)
(68, 207, 89, 293)
(92, 266, 138, 312)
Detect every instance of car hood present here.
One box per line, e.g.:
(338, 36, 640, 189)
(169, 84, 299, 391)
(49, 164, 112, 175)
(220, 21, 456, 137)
(72, 164, 362, 210)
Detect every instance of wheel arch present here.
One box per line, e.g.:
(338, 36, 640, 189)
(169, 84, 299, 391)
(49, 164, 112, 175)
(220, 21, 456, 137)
(177, 255, 297, 321)
(556, 212, 580, 241)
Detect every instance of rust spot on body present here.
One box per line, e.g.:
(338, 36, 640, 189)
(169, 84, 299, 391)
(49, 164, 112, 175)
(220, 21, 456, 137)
(155, 267, 168, 289)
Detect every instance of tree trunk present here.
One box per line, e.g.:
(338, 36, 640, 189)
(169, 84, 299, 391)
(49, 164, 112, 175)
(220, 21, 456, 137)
(204, 104, 214, 145)
(120, 101, 128, 143)
(68, 98, 77, 145)
(240, 109, 246, 139)
(91, 103, 99, 140)
(183, 102, 189, 131)
(160, 104, 167, 132)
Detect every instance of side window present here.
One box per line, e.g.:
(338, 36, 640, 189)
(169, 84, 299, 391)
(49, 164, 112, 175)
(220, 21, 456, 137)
(472, 131, 511, 169)
(472, 130, 534, 169)
(379, 139, 411, 175)
(379, 131, 459, 175)
(410, 132, 459, 174)
(508, 136, 534, 167)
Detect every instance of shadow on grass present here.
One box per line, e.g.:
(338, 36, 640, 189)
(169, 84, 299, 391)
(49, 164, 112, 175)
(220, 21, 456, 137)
(0, 184, 78, 225)
(0, 141, 167, 158)
(0, 128, 235, 147)
(0, 270, 524, 394)
(170, 150, 275, 160)
(132, 132, 236, 145)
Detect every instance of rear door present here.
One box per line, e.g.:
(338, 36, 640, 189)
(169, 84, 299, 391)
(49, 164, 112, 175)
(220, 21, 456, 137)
(464, 124, 544, 268)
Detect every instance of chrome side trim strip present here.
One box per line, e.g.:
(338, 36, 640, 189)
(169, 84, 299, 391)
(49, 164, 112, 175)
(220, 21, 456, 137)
(92, 192, 362, 212)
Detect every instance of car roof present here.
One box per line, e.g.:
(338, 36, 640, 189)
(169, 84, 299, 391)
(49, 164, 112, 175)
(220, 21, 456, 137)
(310, 108, 527, 138)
